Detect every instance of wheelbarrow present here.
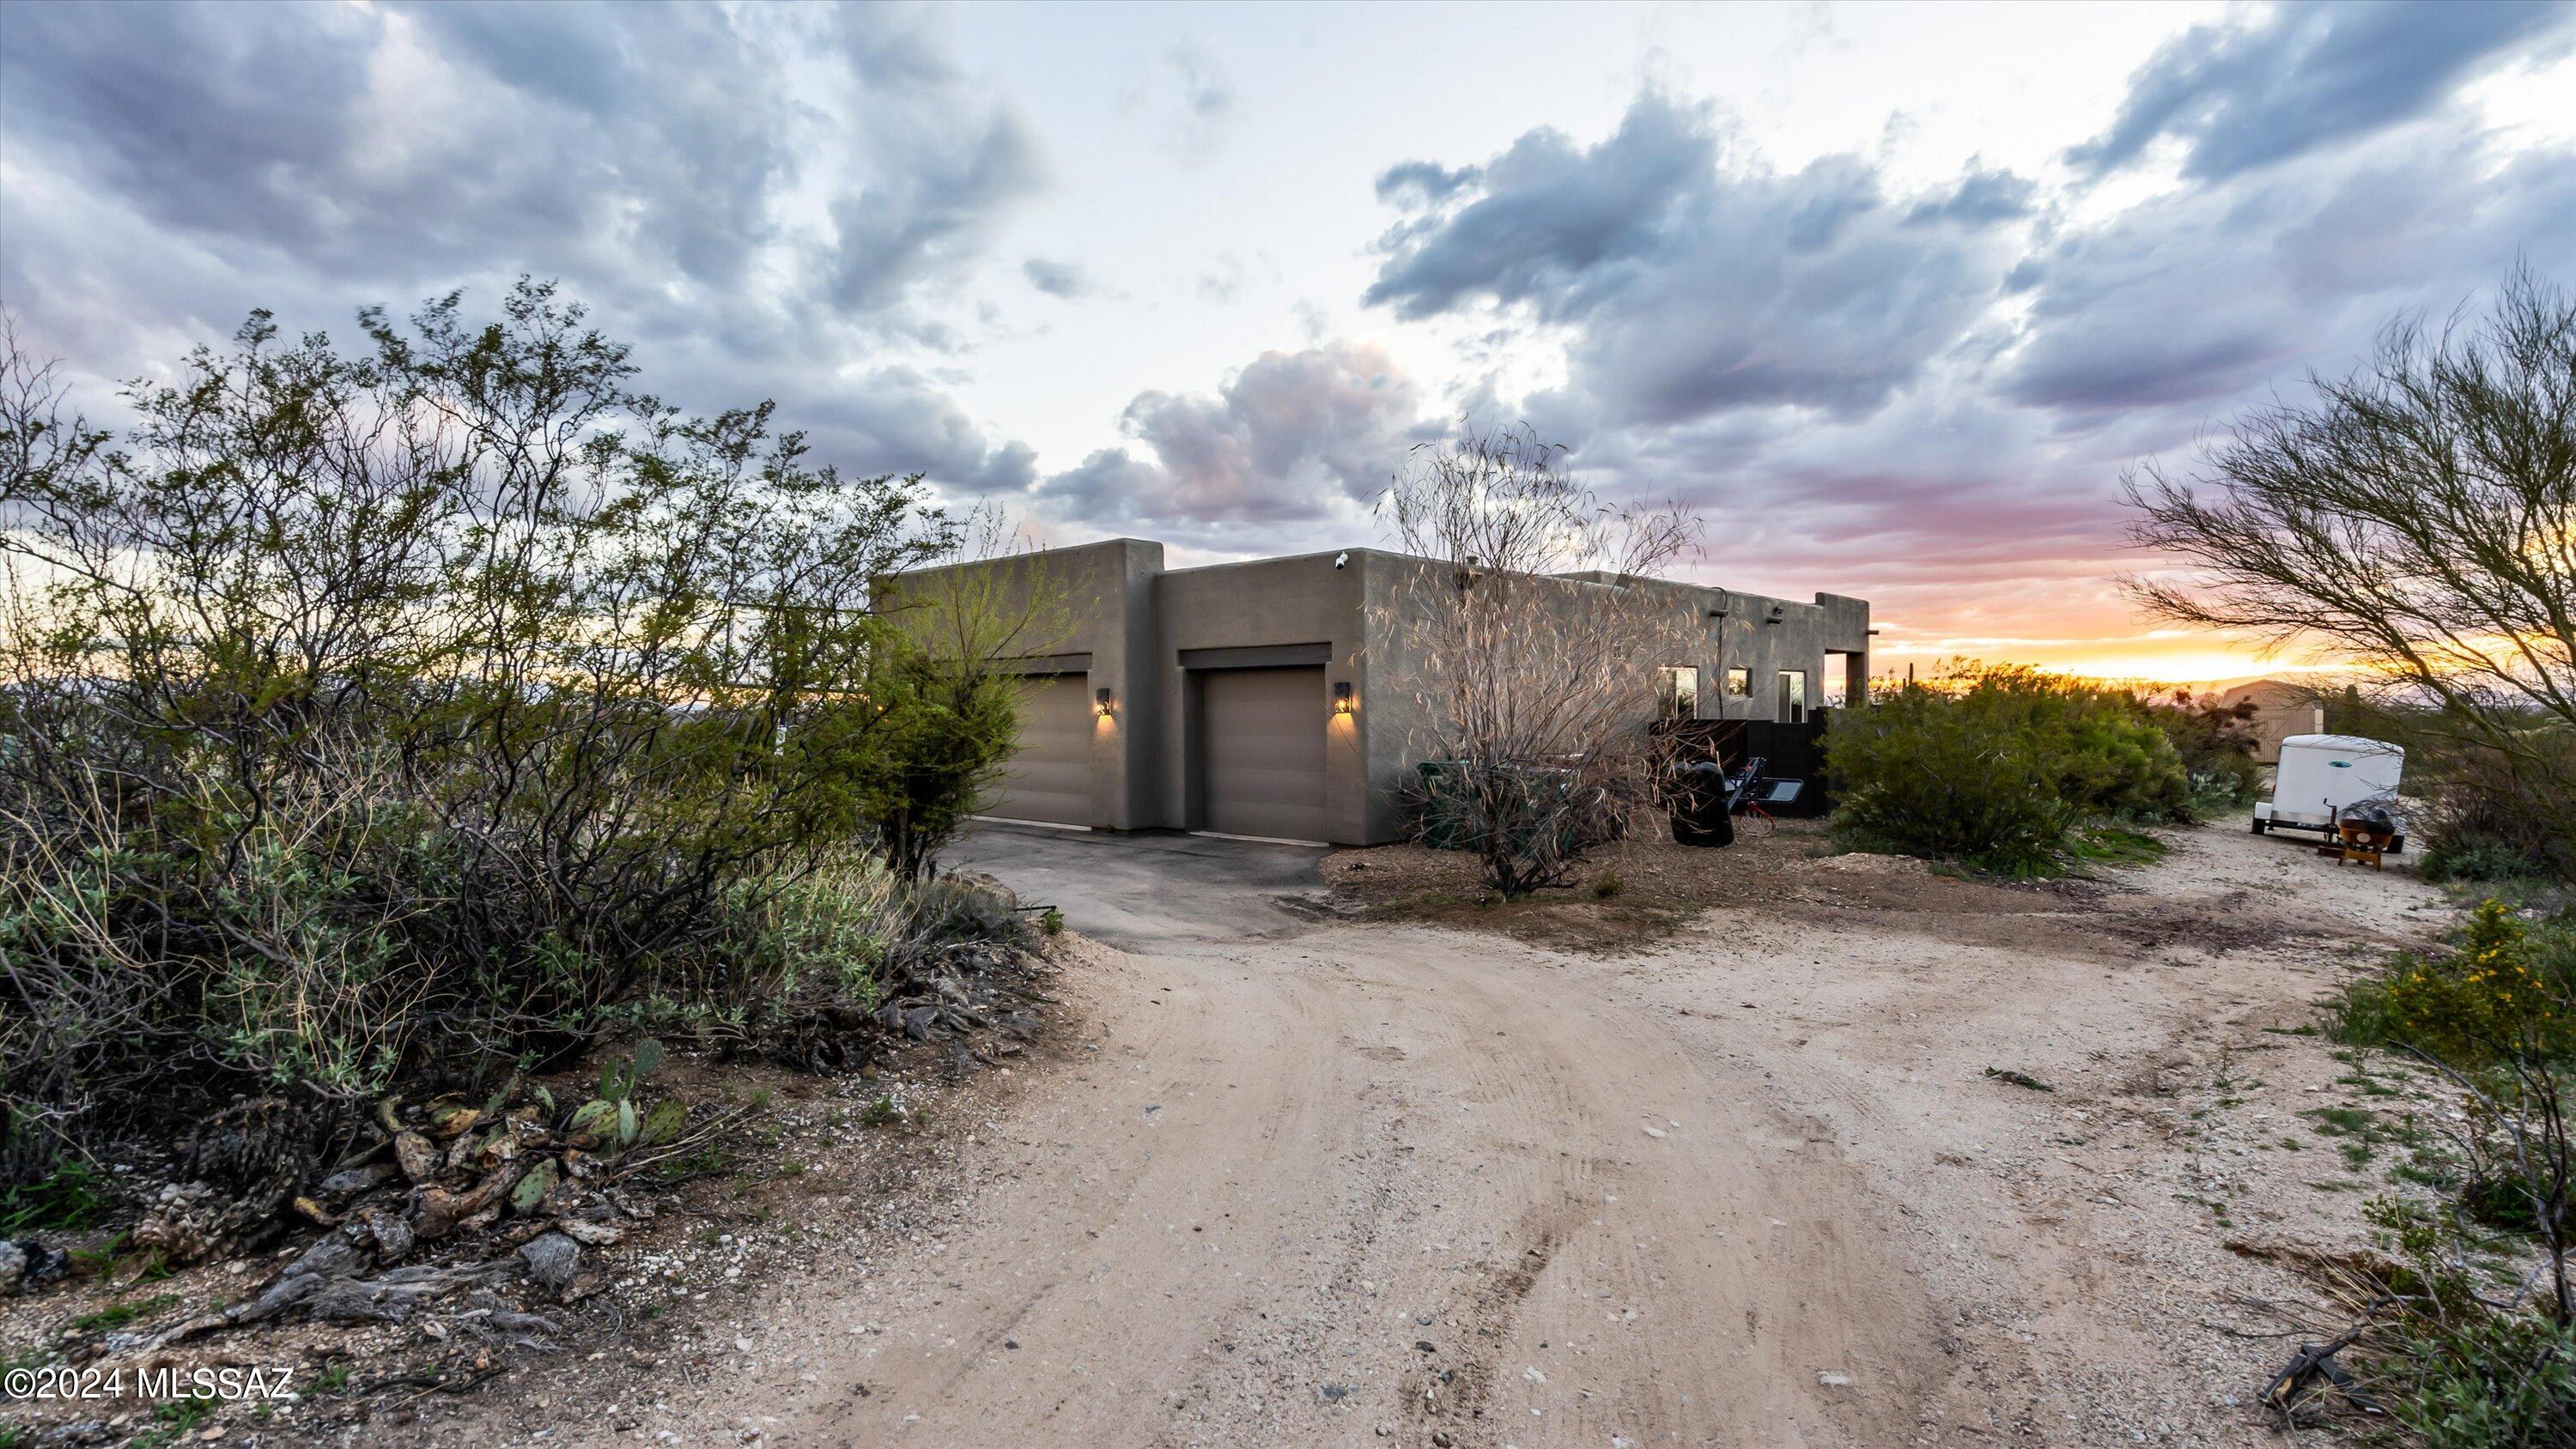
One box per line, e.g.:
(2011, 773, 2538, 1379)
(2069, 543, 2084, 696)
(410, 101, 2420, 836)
(2320, 803, 2398, 870)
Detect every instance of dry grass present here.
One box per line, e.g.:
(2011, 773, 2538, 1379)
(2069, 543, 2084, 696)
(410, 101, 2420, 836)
(1322, 820, 2085, 953)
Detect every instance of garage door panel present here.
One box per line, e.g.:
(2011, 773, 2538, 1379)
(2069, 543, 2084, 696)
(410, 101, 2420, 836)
(991, 674, 1092, 824)
(1201, 667, 1327, 841)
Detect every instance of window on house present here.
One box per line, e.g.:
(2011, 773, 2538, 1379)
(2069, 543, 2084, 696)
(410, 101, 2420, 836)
(1658, 665, 1699, 718)
(1777, 670, 1807, 724)
(1724, 667, 1751, 697)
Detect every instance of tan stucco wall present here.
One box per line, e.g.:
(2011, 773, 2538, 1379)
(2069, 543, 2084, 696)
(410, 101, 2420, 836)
(2220, 679, 2326, 764)
(893, 539, 1868, 846)
(1153, 550, 1372, 841)
(882, 537, 1165, 831)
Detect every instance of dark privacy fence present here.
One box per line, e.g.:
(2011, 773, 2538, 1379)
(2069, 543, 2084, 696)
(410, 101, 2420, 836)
(1648, 712, 1836, 818)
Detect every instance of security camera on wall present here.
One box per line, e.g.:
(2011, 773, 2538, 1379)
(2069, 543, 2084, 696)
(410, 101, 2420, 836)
(1333, 551, 1349, 569)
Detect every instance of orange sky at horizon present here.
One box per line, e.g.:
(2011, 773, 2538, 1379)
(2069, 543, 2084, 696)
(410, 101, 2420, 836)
(1860, 624, 2349, 691)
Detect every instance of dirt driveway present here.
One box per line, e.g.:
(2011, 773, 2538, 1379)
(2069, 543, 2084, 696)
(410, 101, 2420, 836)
(472, 822, 2449, 1447)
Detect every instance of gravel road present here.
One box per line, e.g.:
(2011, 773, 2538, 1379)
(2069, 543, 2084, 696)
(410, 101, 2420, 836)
(472, 821, 2446, 1447)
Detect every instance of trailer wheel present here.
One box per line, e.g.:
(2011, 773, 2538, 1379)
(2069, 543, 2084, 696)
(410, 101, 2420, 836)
(2250, 817, 2267, 834)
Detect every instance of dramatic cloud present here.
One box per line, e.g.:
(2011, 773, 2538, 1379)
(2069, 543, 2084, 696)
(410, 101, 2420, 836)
(0, 1, 1039, 495)
(2066, 1, 2573, 181)
(1373, 160, 1483, 208)
(5, 2, 2571, 676)
(1358, 70, 2576, 658)
(1036, 343, 1432, 544)
(1903, 165, 2038, 227)
(2011, 138, 2576, 418)
(1366, 96, 2032, 425)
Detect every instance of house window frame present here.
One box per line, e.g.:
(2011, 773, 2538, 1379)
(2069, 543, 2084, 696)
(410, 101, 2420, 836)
(1723, 666, 1751, 699)
(1658, 665, 1701, 719)
(1777, 669, 1807, 724)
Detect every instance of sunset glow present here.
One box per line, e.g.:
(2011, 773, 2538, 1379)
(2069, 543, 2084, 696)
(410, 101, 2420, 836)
(3, 3, 2570, 678)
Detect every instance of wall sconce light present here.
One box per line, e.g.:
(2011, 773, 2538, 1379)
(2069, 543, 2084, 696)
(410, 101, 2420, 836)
(1094, 688, 1115, 718)
(1333, 681, 1355, 714)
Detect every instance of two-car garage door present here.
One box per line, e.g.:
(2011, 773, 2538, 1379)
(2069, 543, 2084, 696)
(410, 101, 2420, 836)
(988, 665, 1331, 842)
(1200, 666, 1327, 843)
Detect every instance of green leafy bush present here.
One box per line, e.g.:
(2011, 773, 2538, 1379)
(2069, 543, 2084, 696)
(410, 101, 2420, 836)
(2386, 1313, 2576, 1447)
(2325, 907, 2574, 1441)
(2349, 1197, 2576, 1448)
(2140, 688, 2267, 807)
(2424, 833, 2555, 887)
(0, 283, 1041, 1185)
(2332, 900, 2575, 1067)
(0, 1156, 107, 1235)
(1826, 663, 2191, 874)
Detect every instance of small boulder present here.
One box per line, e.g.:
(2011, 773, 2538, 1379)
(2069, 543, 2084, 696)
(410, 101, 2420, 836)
(518, 1231, 580, 1298)
(394, 1131, 440, 1184)
(318, 1162, 401, 1197)
(362, 1209, 415, 1263)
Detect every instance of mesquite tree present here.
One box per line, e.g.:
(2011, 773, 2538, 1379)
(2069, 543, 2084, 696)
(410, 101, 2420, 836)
(1375, 425, 1703, 898)
(0, 282, 1031, 1176)
(2123, 267, 2576, 876)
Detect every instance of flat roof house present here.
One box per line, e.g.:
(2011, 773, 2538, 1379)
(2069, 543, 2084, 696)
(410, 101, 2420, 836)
(891, 537, 1870, 846)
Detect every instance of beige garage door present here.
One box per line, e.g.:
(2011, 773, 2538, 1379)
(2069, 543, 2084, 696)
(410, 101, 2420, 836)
(1200, 666, 1327, 841)
(990, 674, 1093, 825)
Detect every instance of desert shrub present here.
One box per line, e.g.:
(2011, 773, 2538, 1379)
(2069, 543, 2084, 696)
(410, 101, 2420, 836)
(2413, 725, 2576, 888)
(712, 853, 902, 1016)
(2332, 901, 2574, 1067)
(2324, 906, 2573, 1436)
(2424, 834, 2554, 887)
(846, 647, 1026, 882)
(1826, 662, 2190, 874)
(1373, 426, 1703, 900)
(2351, 1197, 2576, 1447)
(0, 284, 1037, 1185)
(2142, 688, 2267, 807)
(896, 872, 1034, 963)
(2386, 1313, 2576, 1447)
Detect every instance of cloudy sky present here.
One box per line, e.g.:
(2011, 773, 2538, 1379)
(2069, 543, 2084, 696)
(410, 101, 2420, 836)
(4, 1, 2573, 679)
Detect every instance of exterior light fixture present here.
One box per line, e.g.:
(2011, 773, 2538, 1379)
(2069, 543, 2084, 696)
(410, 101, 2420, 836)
(1094, 688, 1115, 718)
(1333, 681, 1355, 713)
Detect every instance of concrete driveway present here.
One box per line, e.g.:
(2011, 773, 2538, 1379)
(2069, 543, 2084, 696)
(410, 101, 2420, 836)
(942, 821, 1332, 948)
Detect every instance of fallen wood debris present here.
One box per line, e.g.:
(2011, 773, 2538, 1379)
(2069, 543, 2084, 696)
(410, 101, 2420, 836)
(2260, 1330, 2384, 1425)
(1984, 1067, 2055, 1093)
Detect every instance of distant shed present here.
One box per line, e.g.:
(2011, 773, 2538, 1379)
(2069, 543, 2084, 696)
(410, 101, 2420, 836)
(2219, 678, 2326, 763)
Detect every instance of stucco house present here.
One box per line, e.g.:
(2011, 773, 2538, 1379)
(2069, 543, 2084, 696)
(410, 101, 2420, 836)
(892, 537, 1870, 846)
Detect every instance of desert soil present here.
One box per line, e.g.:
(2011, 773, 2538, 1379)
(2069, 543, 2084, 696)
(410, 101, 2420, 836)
(426, 821, 2453, 1447)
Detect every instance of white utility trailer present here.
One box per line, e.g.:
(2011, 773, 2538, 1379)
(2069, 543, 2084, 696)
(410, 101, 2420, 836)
(2251, 734, 2406, 852)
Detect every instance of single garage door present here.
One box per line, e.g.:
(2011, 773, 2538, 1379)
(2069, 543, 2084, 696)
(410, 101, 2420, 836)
(1200, 666, 1327, 841)
(989, 674, 1093, 825)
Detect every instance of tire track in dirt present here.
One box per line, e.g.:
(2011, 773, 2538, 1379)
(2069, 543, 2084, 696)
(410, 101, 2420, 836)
(481, 916, 1950, 1447)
